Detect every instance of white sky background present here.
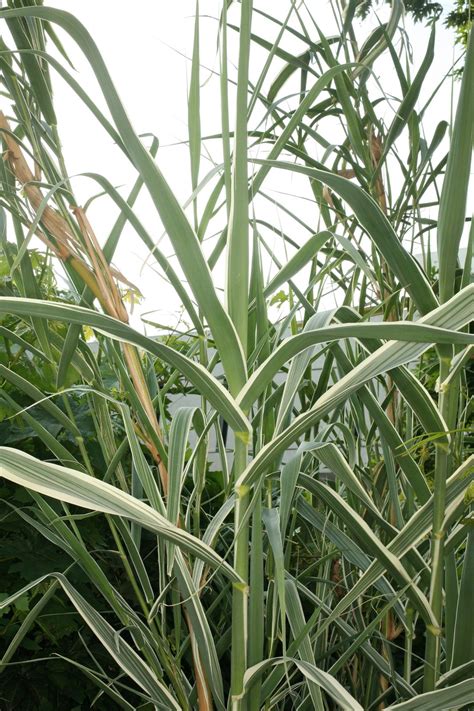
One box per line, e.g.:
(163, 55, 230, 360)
(31, 1, 466, 333)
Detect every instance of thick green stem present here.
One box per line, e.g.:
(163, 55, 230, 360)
(248, 491, 264, 710)
(404, 607, 414, 684)
(231, 440, 250, 710)
(424, 354, 454, 689)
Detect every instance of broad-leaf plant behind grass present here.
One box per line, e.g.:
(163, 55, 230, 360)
(0, 1, 473, 709)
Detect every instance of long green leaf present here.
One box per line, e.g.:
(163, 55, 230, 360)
(0, 446, 240, 582)
(385, 679, 474, 710)
(0, 297, 250, 438)
(437, 29, 474, 303)
(0, 573, 180, 710)
(0, 5, 247, 392)
(251, 158, 438, 315)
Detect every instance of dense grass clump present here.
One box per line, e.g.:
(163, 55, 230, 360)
(0, 1, 473, 709)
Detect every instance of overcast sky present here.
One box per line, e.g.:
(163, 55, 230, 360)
(35, 1, 465, 332)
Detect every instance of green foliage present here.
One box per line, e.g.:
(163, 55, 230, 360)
(357, 0, 443, 22)
(0, 2, 472, 710)
(357, 0, 473, 46)
(446, 0, 474, 44)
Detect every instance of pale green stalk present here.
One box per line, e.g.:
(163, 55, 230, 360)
(224, 1, 253, 707)
(424, 28, 473, 690)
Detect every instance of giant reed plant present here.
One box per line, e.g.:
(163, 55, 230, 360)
(0, 1, 473, 709)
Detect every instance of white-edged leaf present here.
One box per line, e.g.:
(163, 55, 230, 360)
(0, 447, 241, 582)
